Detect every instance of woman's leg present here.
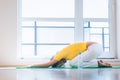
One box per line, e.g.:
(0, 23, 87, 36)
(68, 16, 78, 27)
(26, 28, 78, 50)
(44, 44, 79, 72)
(69, 43, 103, 67)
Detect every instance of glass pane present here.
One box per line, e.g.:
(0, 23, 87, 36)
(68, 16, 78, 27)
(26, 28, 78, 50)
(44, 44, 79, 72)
(22, 21, 35, 26)
(104, 48, 109, 52)
(37, 22, 74, 27)
(37, 45, 68, 58)
(22, 0, 74, 18)
(90, 35, 102, 44)
(104, 35, 109, 47)
(84, 22, 89, 27)
(84, 28, 90, 41)
(83, 21, 110, 53)
(90, 28, 102, 34)
(104, 28, 109, 34)
(90, 22, 108, 27)
(21, 45, 34, 57)
(83, 0, 108, 18)
(37, 28, 74, 43)
(22, 28, 34, 43)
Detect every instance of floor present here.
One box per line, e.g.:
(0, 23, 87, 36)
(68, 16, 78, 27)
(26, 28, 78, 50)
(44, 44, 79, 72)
(0, 68, 120, 80)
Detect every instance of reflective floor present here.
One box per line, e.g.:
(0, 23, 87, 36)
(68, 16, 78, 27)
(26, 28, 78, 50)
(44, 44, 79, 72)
(0, 68, 120, 80)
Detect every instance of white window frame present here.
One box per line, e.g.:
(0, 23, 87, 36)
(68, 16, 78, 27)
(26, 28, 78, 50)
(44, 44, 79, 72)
(17, 0, 116, 60)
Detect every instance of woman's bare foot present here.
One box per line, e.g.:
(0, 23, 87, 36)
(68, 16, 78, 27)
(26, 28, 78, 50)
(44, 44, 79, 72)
(98, 60, 112, 68)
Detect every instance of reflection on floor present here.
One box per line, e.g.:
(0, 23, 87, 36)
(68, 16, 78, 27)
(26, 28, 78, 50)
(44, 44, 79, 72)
(0, 68, 120, 80)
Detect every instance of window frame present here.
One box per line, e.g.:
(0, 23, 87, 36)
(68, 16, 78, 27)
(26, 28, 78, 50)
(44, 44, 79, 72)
(17, 0, 116, 60)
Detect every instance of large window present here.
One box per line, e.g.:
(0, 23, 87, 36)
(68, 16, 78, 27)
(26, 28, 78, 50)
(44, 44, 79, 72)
(18, 0, 115, 60)
(22, 0, 74, 18)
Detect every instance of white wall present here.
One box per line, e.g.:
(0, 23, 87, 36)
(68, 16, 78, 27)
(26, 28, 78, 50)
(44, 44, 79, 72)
(117, 0, 120, 58)
(0, 0, 119, 66)
(0, 0, 47, 66)
(0, 0, 18, 65)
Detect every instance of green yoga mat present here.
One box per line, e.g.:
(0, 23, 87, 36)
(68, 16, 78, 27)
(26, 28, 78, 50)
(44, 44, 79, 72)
(83, 66, 120, 69)
(16, 66, 78, 69)
(16, 65, 120, 69)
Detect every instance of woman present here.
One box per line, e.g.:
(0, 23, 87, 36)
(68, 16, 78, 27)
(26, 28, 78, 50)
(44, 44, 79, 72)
(29, 42, 111, 68)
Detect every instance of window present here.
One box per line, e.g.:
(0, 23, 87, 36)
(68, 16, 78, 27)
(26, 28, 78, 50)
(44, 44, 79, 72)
(21, 0, 74, 18)
(18, 0, 115, 60)
(83, 0, 115, 58)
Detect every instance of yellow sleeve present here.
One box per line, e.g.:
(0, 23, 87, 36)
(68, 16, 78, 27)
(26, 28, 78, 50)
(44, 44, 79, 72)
(53, 42, 87, 61)
(53, 52, 65, 61)
(53, 45, 70, 61)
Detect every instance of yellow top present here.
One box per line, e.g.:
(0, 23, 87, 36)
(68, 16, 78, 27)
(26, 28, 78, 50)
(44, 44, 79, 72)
(53, 42, 87, 61)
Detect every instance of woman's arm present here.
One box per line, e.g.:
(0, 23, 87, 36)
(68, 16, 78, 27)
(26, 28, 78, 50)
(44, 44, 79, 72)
(30, 59, 58, 68)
